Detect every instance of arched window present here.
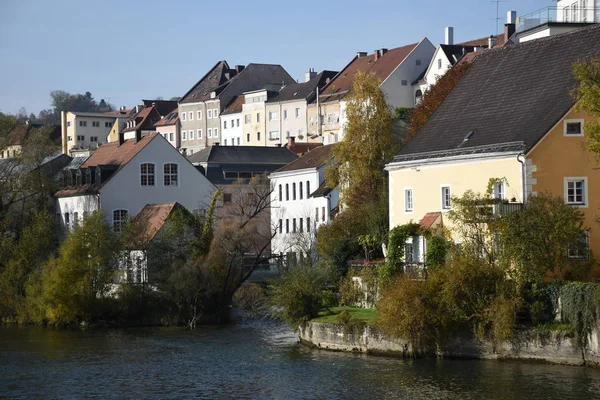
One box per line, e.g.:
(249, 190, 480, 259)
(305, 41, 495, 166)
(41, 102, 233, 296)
(164, 163, 178, 186)
(140, 163, 155, 186)
(415, 89, 423, 106)
(113, 209, 128, 232)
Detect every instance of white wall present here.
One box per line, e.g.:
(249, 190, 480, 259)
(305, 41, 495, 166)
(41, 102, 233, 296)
(380, 39, 435, 111)
(99, 135, 216, 224)
(56, 194, 99, 229)
(270, 166, 338, 256)
(221, 111, 243, 146)
(420, 46, 453, 94)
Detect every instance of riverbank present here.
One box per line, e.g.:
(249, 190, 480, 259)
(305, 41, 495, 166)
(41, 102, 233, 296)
(299, 321, 600, 367)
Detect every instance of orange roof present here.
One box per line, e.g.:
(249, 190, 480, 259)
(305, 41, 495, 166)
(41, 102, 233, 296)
(222, 95, 245, 115)
(418, 212, 441, 230)
(130, 202, 181, 246)
(123, 106, 161, 133)
(84, 133, 156, 168)
(317, 42, 419, 103)
(285, 142, 322, 156)
(154, 109, 179, 127)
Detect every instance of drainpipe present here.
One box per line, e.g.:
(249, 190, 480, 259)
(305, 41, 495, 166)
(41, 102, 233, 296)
(517, 153, 527, 204)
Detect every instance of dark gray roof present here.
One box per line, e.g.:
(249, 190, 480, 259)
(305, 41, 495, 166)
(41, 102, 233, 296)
(395, 25, 600, 162)
(187, 146, 298, 165)
(310, 181, 333, 198)
(267, 70, 338, 103)
(439, 44, 476, 65)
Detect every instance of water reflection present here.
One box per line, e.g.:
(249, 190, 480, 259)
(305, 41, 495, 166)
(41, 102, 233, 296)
(1, 321, 600, 399)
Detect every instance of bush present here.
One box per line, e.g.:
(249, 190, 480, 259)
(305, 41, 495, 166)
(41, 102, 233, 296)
(425, 235, 448, 270)
(233, 283, 266, 314)
(270, 263, 334, 327)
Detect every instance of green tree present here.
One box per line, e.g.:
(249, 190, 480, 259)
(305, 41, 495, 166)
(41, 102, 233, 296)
(572, 55, 600, 162)
(326, 71, 397, 209)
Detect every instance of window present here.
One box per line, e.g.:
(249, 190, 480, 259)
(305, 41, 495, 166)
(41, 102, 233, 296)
(441, 186, 451, 209)
(236, 118, 240, 127)
(67, 121, 71, 127)
(293, 218, 297, 233)
(416, 59, 421, 66)
(77, 135, 84, 141)
(237, 137, 240, 145)
(164, 163, 178, 186)
(247, 133, 250, 142)
(67, 136, 72, 141)
(214, 128, 218, 137)
(438, 59, 442, 69)
(64, 213, 70, 230)
(90, 136, 98, 142)
(401, 80, 408, 86)
(299, 218, 303, 233)
(306, 181, 310, 197)
(279, 219, 283, 234)
(568, 230, 590, 261)
(269, 131, 279, 140)
(257, 132, 261, 141)
(198, 129, 202, 139)
(169, 133, 174, 141)
(286, 131, 291, 138)
(295, 108, 300, 118)
(307, 217, 311, 232)
(315, 207, 319, 222)
(283, 110, 288, 120)
(224, 139, 228, 145)
(564, 119, 584, 136)
(105, 122, 111, 128)
(208, 128, 213, 138)
(85, 169, 91, 184)
(73, 212, 79, 226)
(213, 109, 218, 118)
(279, 184, 283, 201)
(245, 115, 251, 124)
(140, 163, 155, 186)
(299, 182, 303, 200)
(269, 111, 278, 121)
(322, 207, 325, 222)
(285, 184, 289, 201)
(292, 183, 296, 200)
(256, 113, 261, 123)
(188, 130, 194, 140)
(565, 178, 587, 206)
(223, 193, 232, 203)
(113, 209, 128, 232)
(493, 182, 504, 200)
(79, 121, 87, 127)
(189, 111, 193, 121)
(207, 110, 212, 119)
(181, 113, 186, 121)
(182, 131, 187, 140)
(405, 189, 413, 212)
(198, 110, 202, 119)
(224, 121, 227, 129)
(564, 6, 570, 22)
(286, 219, 289, 233)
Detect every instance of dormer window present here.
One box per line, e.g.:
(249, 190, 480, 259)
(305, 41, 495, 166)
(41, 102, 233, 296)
(210, 92, 216, 98)
(85, 169, 91, 185)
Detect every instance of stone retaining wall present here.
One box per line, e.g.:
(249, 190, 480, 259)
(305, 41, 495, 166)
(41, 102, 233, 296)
(299, 321, 600, 366)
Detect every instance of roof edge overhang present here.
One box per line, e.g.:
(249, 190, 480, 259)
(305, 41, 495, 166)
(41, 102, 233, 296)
(386, 148, 523, 171)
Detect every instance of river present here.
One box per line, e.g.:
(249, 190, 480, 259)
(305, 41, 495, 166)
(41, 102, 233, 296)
(1, 320, 600, 399)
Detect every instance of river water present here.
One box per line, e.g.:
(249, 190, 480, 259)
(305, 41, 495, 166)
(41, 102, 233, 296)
(1, 320, 600, 399)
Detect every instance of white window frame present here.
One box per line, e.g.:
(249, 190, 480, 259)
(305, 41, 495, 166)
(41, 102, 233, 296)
(441, 185, 452, 210)
(564, 177, 588, 207)
(197, 110, 202, 120)
(140, 163, 155, 186)
(568, 230, 590, 261)
(295, 108, 300, 118)
(113, 209, 129, 232)
(182, 130, 187, 140)
(245, 115, 251, 124)
(493, 182, 504, 200)
(564, 119, 584, 137)
(189, 130, 194, 140)
(224, 120, 227, 129)
(181, 112, 186, 121)
(213, 108, 218, 118)
(189, 111, 193, 121)
(207, 110, 212, 119)
(214, 128, 218, 137)
(198, 129, 202, 139)
(163, 163, 178, 187)
(208, 128, 213, 138)
(405, 188, 414, 212)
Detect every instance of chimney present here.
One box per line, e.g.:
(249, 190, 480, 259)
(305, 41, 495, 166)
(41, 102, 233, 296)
(305, 68, 317, 82)
(488, 35, 497, 48)
(235, 65, 245, 73)
(374, 50, 380, 61)
(505, 11, 517, 40)
(118, 132, 125, 146)
(120, 105, 126, 111)
(445, 27, 454, 45)
(276, 143, 281, 147)
(356, 51, 367, 58)
(287, 136, 296, 147)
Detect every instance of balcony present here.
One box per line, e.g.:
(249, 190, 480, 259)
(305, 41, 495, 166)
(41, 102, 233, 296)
(517, 7, 598, 32)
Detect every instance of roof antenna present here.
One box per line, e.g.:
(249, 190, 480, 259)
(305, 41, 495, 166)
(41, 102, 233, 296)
(491, 0, 509, 34)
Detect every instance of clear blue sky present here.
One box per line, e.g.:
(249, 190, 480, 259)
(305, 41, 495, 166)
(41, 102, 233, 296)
(0, 0, 552, 115)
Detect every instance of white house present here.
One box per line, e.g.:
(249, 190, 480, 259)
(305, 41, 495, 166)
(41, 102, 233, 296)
(55, 132, 215, 232)
(220, 95, 244, 146)
(269, 145, 339, 262)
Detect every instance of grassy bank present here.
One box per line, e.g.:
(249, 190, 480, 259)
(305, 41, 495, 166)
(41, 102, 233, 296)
(312, 307, 377, 326)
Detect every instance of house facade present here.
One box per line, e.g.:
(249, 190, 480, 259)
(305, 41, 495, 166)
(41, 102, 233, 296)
(242, 89, 278, 146)
(55, 133, 215, 232)
(178, 62, 293, 153)
(387, 25, 600, 263)
(61, 111, 128, 156)
(269, 145, 339, 261)
(154, 109, 180, 150)
(306, 40, 435, 145)
(220, 96, 244, 146)
(265, 70, 338, 146)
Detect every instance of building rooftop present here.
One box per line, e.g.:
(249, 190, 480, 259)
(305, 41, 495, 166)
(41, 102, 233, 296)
(274, 144, 334, 173)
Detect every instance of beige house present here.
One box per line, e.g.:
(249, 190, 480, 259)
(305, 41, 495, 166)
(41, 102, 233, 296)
(265, 70, 337, 147)
(242, 87, 280, 147)
(61, 111, 128, 156)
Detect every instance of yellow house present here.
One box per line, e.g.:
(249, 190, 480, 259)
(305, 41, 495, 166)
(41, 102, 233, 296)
(387, 25, 600, 263)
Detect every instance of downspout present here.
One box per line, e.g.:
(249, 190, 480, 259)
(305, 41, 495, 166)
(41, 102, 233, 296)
(517, 153, 527, 204)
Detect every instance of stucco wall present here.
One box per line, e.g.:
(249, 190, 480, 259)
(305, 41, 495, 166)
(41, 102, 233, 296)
(221, 112, 242, 146)
(388, 156, 523, 232)
(528, 108, 600, 257)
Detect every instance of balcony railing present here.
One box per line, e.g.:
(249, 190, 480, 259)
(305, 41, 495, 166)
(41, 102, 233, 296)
(517, 7, 598, 32)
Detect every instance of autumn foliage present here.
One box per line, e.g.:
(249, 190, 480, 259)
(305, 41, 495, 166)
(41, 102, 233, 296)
(408, 61, 472, 138)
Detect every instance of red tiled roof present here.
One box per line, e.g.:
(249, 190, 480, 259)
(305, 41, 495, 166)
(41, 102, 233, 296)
(222, 95, 245, 115)
(285, 142, 322, 156)
(82, 133, 156, 168)
(154, 109, 179, 127)
(317, 42, 419, 103)
(123, 106, 161, 132)
(418, 212, 441, 230)
(130, 202, 180, 246)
